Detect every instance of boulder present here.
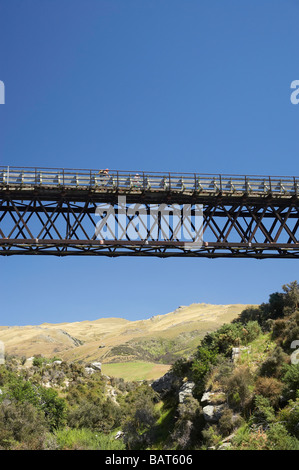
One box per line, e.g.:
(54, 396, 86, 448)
(90, 362, 102, 371)
(201, 391, 213, 405)
(178, 381, 195, 403)
(201, 391, 226, 406)
(202, 405, 225, 423)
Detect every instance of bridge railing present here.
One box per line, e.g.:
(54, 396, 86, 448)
(0, 166, 298, 196)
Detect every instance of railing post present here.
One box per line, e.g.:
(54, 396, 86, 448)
(219, 174, 222, 192)
(269, 176, 272, 194)
(169, 172, 171, 191)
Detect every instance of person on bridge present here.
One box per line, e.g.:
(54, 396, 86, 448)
(98, 168, 109, 175)
(133, 173, 140, 188)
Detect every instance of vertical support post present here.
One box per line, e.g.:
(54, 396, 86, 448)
(269, 176, 272, 194)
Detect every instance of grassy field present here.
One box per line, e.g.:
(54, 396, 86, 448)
(101, 361, 171, 381)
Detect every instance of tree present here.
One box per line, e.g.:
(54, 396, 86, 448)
(282, 281, 299, 311)
(39, 387, 67, 431)
(191, 346, 218, 396)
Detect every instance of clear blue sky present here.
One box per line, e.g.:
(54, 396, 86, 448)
(0, 0, 299, 325)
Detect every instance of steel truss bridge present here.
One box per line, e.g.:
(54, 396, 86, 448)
(1, 166, 299, 258)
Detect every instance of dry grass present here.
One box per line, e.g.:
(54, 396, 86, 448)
(0, 302, 255, 365)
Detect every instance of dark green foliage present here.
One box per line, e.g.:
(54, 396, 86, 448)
(122, 385, 160, 450)
(281, 363, 299, 399)
(266, 423, 299, 450)
(171, 358, 193, 380)
(250, 395, 276, 428)
(278, 398, 299, 438)
(200, 321, 260, 357)
(67, 399, 121, 432)
(236, 281, 299, 329)
(242, 321, 262, 344)
(0, 401, 48, 449)
(169, 396, 204, 449)
(191, 346, 218, 396)
(225, 365, 253, 411)
(259, 346, 288, 378)
(39, 387, 67, 430)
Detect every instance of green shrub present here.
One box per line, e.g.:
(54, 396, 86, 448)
(250, 395, 276, 428)
(39, 387, 67, 430)
(266, 423, 299, 450)
(225, 366, 253, 410)
(191, 346, 218, 396)
(218, 407, 240, 437)
(67, 399, 121, 432)
(259, 346, 288, 378)
(32, 356, 49, 367)
(282, 363, 299, 398)
(0, 402, 48, 450)
(278, 398, 299, 438)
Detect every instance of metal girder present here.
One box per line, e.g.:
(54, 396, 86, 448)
(0, 166, 299, 258)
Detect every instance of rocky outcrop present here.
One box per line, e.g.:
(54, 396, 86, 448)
(201, 391, 226, 406)
(90, 362, 102, 371)
(202, 404, 225, 423)
(151, 371, 176, 396)
(84, 362, 102, 375)
(232, 346, 250, 363)
(178, 381, 195, 403)
(201, 388, 227, 423)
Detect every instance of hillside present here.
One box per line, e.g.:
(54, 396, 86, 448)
(0, 282, 298, 451)
(0, 303, 251, 374)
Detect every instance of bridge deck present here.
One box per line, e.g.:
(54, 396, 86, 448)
(1, 166, 298, 199)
